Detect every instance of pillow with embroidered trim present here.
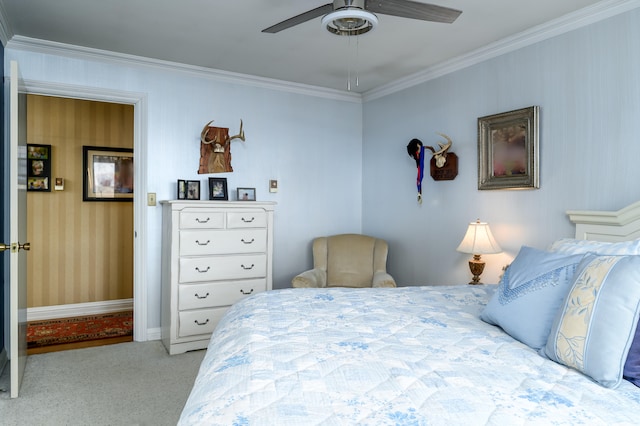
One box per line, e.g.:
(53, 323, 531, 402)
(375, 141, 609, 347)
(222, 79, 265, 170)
(480, 246, 585, 350)
(624, 318, 640, 387)
(544, 254, 640, 388)
(548, 237, 640, 255)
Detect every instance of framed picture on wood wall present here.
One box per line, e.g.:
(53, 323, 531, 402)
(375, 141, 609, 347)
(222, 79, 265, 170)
(27, 144, 52, 192)
(83, 145, 134, 201)
(478, 106, 540, 190)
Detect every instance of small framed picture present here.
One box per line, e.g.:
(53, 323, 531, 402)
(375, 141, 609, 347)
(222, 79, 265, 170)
(27, 144, 52, 192)
(186, 180, 200, 200)
(54, 177, 64, 191)
(237, 187, 256, 201)
(177, 180, 187, 199)
(209, 177, 228, 201)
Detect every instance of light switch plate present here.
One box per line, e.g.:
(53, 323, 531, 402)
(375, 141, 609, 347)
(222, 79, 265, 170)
(269, 180, 278, 193)
(147, 192, 157, 206)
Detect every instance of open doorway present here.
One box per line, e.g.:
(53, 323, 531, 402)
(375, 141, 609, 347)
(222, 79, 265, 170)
(25, 95, 134, 353)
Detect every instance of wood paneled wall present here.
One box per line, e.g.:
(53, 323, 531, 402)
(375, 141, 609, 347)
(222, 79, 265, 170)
(26, 95, 134, 308)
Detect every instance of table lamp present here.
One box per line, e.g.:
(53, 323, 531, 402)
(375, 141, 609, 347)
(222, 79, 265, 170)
(456, 219, 502, 284)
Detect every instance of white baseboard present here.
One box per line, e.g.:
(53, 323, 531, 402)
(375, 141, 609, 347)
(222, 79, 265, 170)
(27, 299, 134, 321)
(146, 328, 161, 341)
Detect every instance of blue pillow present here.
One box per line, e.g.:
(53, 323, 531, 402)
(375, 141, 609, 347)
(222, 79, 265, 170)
(480, 246, 584, 350)
(544, 254, 640, 388)
(623, 319, 640, 387)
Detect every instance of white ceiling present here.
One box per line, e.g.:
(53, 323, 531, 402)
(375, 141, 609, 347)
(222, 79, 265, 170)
(0, 0, 608, 93)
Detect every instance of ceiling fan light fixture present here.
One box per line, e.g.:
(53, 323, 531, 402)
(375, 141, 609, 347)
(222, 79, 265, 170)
(322, 9, 378, 36)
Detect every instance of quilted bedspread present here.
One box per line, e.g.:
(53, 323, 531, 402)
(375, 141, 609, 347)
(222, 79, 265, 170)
(179, 286, 640, 425)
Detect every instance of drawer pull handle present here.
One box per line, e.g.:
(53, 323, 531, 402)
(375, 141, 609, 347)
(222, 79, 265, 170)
(240, 289, 254, 295)
(241, 217, 255, 223)
(241, 238, 255, 244)
(194, 319, 210, 326)
(195, 266, 211, 273)
(195, 240, 211, 246)
(195, 217, 210, 224)
(241, 264, 255, 270)
(195, 292, 210, 299)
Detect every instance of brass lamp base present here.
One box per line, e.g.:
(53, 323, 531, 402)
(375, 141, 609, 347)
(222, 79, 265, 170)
(468, 254, 486, 285)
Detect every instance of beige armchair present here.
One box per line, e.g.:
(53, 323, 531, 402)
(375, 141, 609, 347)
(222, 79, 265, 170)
(292, 234, 396, 288)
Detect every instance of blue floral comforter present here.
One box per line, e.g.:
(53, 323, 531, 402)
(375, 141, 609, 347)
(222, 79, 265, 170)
(179, 286, 640, 425)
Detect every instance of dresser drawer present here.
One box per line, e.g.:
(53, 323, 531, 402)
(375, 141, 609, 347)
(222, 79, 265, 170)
(227, 211, 267, 228)
(179, 254, 267, 283)
(180, 210, 225, 229)
(180, 229, 267, 256)
(178, 279, 266, 310)
(178, 308, 228, 337)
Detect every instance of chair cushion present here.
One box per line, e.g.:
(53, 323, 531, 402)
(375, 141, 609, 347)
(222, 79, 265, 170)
(326, 235, 375, 288)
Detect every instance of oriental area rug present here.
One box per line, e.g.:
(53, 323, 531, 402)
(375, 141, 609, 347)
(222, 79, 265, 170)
(27, 311, 133, 353)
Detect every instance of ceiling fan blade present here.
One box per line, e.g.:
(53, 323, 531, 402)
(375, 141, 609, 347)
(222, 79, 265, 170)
(262, 3, 334, 33)
(366, 0, 462, 24)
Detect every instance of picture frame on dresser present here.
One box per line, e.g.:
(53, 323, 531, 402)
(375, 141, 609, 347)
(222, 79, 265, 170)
(209, 177, 228, 201)
(478, 106, 539, 190)
(177, 180, 187, 199)
(186, 180, 200, 200)
(237, 187, 256, 201)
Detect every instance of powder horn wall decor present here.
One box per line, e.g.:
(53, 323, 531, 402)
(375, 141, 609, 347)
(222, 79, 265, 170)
(198, 120, 245, 174)
(406, 132, 458, 203)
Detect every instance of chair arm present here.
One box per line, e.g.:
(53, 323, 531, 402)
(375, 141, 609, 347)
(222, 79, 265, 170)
(372, 271, 396, 288)
(292, 268, 327, 288)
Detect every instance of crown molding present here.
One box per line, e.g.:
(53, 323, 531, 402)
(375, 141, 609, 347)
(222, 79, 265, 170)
(363, 0, 640, 102)
(6, 35, 362, 104)
(0, 0, 13, 47)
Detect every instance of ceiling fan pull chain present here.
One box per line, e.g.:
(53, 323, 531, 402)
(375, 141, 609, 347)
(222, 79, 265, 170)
(347, 34, 352, 91)
(356, 33, 360, 88)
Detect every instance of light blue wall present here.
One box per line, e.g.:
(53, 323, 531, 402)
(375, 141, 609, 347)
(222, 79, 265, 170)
(4, 48, 363, 329)
(362, 9, 640, 286)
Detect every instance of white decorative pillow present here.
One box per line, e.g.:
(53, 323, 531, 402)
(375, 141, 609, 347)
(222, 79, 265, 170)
(544, 254, 640, 388)
(548, 237, 640, 255)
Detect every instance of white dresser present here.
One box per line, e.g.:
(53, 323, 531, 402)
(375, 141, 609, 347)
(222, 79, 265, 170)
(160, 200, 275, 355)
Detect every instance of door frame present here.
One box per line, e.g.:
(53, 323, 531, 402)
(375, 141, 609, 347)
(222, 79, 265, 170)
(20, 80, 148, 341)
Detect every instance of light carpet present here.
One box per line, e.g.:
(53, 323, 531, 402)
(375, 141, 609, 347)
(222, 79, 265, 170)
(0, 341, 206, 425)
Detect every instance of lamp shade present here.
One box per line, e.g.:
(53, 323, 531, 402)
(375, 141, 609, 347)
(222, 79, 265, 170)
(456, 220, 502, 255)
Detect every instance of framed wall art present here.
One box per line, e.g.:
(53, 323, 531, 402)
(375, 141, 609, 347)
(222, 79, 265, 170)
(209, 177, 228, 201)
(27, 144, 52, 192)
(186, 180, 201, 200)
(478, 106, 539, 190)
(83, 146, 134, 201)
(237, 187, 256, 201)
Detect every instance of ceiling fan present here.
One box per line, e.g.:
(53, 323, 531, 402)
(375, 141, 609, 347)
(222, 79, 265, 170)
(262, 0, 462, 36)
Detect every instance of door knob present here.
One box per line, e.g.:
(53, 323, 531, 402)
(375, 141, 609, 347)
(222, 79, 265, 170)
(0, 242, 31, 252)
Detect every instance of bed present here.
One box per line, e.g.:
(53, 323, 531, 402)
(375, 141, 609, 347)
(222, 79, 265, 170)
(179, 202, 640, 425)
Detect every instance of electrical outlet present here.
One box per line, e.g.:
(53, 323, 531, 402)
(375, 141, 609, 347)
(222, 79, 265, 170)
(269, 180, 278, 193)
(147, 192, 157, 206)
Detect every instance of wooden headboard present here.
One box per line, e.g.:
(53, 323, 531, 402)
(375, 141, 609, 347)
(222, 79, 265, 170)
(568, 200, 640, 242)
